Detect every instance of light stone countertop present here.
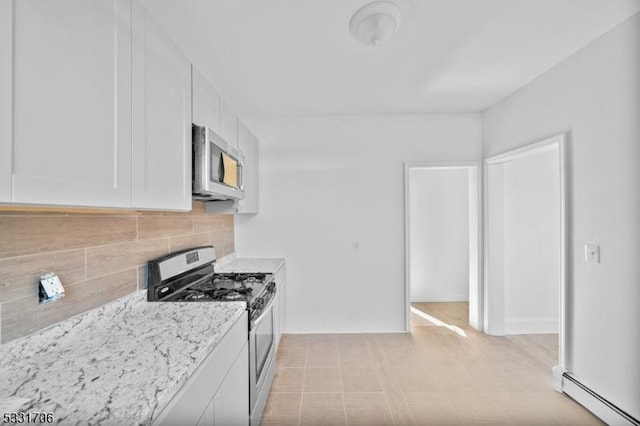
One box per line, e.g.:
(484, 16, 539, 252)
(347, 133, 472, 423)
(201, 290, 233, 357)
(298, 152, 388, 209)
(215, 257, 285, 275)
(0, 291, 246, 425)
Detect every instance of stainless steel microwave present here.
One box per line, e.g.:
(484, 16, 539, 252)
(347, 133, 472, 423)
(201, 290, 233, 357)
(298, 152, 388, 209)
(192, 125, 245, 201)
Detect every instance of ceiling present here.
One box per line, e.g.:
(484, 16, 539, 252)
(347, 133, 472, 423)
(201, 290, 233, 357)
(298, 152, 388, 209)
(143, 0, 640, 119)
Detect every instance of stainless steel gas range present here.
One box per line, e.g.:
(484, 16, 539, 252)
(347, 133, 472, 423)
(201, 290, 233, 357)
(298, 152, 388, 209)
(147, 246, 276, 426)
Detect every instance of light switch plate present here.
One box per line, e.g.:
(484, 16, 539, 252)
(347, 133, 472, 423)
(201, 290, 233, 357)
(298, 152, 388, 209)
(584, 244, 600, 264)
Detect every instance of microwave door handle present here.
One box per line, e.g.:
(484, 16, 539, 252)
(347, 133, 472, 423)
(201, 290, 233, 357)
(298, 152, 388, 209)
(220, 152, 226, 183)
(238, 159, 245, 191)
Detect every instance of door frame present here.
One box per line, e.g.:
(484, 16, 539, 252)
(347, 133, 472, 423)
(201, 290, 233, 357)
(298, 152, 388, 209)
(403, 161, 483, 332)
(483, 133, 568, 372)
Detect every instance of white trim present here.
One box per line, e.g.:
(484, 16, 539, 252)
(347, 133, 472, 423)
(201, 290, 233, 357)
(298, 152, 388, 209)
(283, 330, 407, 335)
(403, 161, 483, 333)
(410, 295, 469, 302)
(562, 375, 638, 426)
(552, 366, 565, 392)
(485, 136, 561, 165)
(483, 133, 568, 372)
(504, 318, 559, 335)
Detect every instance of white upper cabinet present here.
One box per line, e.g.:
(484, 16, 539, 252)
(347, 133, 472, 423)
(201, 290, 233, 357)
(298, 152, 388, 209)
(0, 0, 258, 213)
(132, 1, 191, 211)
(236, 121, 259, 214)
(5, 0, 133, 207)
(192, 66, 221, 133)
(0, 1, 12, 202)
(219, 99, 239, 150)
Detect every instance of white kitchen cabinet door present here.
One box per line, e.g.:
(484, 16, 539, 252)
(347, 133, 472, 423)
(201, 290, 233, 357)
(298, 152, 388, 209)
(192, 66, 221, 133)
(0, 0, 12, 202)
(219, 99, 239, 150)
(213, 342, 249, 426)
(132, 1, 191, 211)
(153, 313, 248, 426)
(236, 122, 259, 214)
(9, 0, 133, 207)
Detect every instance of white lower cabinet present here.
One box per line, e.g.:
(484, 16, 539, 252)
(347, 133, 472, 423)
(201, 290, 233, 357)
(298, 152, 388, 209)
(213, 344, 249, 425)
(154, 312, 249, 426)
(196, 346, 249, 426)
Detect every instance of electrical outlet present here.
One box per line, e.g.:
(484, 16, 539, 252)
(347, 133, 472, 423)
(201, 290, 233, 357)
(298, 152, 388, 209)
(39, 272, 65, 304)
(584, 244, 600, 264)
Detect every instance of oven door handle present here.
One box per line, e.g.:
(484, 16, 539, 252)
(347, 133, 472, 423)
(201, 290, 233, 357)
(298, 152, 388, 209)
(251, 287, 277, 328)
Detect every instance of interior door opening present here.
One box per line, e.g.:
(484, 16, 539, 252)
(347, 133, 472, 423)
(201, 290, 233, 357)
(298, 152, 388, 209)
(404, 162, 481, 333)
(484, 134, 568, 375)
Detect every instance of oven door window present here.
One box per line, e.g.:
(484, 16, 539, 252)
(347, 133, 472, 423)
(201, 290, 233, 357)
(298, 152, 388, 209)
(254, 308, 274, 380)
(209, 143, 223, 183)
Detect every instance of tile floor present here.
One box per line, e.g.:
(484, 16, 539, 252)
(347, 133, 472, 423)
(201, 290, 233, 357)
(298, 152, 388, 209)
(261, 303, 603, 426)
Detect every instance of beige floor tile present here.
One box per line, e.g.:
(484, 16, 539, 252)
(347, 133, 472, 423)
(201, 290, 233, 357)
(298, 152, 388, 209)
(403, 391, 452, 409)
(267, 305, 603, 426)
(338, 345, 372, 358)
(341, 367, 382, 392)
(281, 334, 310, 348)
(403, 392, 462, 426)
(506, 407, 565, 426)
(278, 346, 307, 368)
(303, 367, 342, 392)
(344, 392, 394, 426)
(339, 357, 375, 370)
(383, 347, 425, 368)
(336, 334, 367, 346)
(306, 347, 340, 368)
(456, 406, 514, 425)
(261, 392, 301, 425)
(306, 334, 338, 348)
(272, 367, 305, 393)
(387, 366, 441, 392)
(300, 392, 346, 426)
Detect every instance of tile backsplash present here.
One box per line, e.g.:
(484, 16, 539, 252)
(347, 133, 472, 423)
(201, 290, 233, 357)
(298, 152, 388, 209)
(0, 201, 234, 343)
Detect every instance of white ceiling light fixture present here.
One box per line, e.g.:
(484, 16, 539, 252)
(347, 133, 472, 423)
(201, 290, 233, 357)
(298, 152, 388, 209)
(349, 1, 402, 47)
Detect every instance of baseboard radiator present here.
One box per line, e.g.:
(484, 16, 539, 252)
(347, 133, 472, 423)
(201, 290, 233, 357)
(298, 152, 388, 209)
(561, 372, 639, 426)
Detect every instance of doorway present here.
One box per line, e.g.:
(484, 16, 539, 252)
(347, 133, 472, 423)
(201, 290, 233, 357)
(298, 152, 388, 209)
(484, 134, 568, 375)
(404, 162, 482, 332)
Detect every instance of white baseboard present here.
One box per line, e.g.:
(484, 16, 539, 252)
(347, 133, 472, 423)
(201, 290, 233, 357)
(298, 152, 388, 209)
(281, 329, 407, 335)
(410, 295, 469, 302)
(504, 318, 558, 335)
(562, 373, 639, 425)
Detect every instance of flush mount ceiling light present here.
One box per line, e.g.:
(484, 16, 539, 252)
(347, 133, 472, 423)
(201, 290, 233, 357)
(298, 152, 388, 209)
(349, 1, 402, 47)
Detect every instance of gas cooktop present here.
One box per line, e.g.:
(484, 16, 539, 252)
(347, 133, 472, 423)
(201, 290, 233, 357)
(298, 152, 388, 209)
(166, 272, 272, 303)
(146, 246, 273, 306)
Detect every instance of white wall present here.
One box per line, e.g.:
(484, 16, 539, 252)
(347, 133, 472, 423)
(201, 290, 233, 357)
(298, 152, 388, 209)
(409, 168, 469, 302)
(502, 146, 560, 334)
(483, 12, 640, 419)
(485, 164, 505, 335)
(236, 114, 482, 333)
